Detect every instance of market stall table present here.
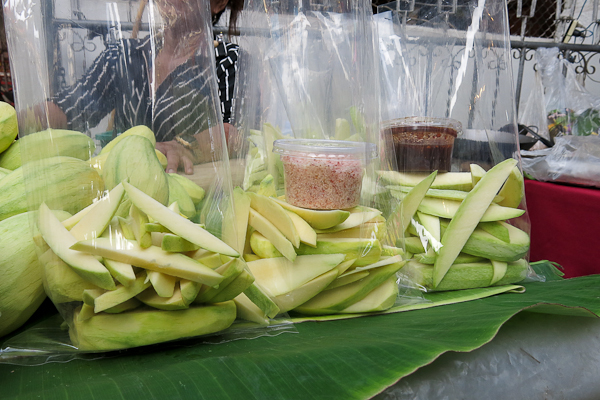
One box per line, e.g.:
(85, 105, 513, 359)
(525, 179, 600, 278)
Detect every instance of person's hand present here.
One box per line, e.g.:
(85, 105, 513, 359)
(223, 122, 241, 157)
(18, 102, 68, 132)
(156, 140, 195, 175)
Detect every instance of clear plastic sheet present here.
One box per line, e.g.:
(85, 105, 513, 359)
(522, 135, 600, 187)
(533, 47, 600, 140)
(518, 67, 552, 151)
(0, 309, 295, 366)
(230, 0, 427, 316)
(519, 48, 600, 186)
(1, 0, 294, 362)
(375, 0, 537, 292)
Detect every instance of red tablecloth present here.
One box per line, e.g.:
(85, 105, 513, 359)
(525, 179, 600, 278)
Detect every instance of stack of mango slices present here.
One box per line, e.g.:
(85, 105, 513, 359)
(379, 158, 530, 291)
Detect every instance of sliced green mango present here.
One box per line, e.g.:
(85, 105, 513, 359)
(91, 274, 151, 313)
(416, 212, 440, 242)
(167, 173, 205, 206)
(69, 183, 125, 241)
(415, 197, 524, 222)
(470, 163, 486, 186)
(295, 238, 381, 267)
(129, 204, 152, 248)
(247, 254, 345, 297)
(378, 170, 472, 191)
(293, 259, 403, 315)
(103, 258, 136, 287)
(389, 185, 504, 203)
(123, 182, 239, 257)
(440, 220, 530, 262)
(433, 159, 518, 287)
(401, 236, 426, 254)
(248, 208, 296, 262)
(404, 259, 528, 291)
(250, 231, 283, 258)
(315, 210, 382, 234)
(234, 293, 270, 326)
(209, 270, 254, 303)
(273, 269, 339, 313)
(137, 285, 188, 311)
(381, 245, 404, 257)
(497, 165, 525, 208)
(144, 222, 172, 233)
(386, 171, 437, 237)
(147, 271, 177, 298)
(324, 271, 369, 291)
(194, 259, 245, 304)
(243, 283, 280, 319)
(271, 197, 350, 230)
(42, 252, 98, 303)
(415, 251, 485, 265)
(179, 279, 202, 305)
(256, 174, 277, 197)
(77, 304, 96, 322)
(248, 192, 300, 247)
(490, 260, 508, 285)
(339, 276, 398, 313)
(285, 209, 317, 247)
(38, 203, 115, 290)
(166, 174, 196, 219)
(477, 221, 510, 243)
(103, 298, 142, 314)
(161, 233, 200, 252)
(71, 238, 224, 286)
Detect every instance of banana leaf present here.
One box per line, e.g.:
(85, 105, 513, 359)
(3, 262, 600, 400)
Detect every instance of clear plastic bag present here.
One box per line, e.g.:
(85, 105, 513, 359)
(536, 47, 600, 139)
(375, 0, 537, 292)
(227, 0, 427, 317)
(518, 48, 600, 186)
(1, 0, 293, 363)
(521, 135, 600, 187)
(518, 68, 553, 151)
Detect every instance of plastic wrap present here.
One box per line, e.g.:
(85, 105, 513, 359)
(518, 68, 552, 151)
(374, 0, 537, 292)
(535, 47, 600, 140)
(519, 48, 600, 186)
(227, 0, 427, 318)
(0, 0, 293, 362)
(522, 135, 600, 187)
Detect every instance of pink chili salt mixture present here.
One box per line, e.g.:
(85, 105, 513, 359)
(281, 155, 363, 210)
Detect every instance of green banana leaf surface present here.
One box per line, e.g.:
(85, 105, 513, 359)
(2, 262, 600, 400)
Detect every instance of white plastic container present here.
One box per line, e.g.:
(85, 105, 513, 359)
(273, 139, 377, 210)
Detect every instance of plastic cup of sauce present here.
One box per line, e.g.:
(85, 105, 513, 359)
(382, 117, 462, 172)
(273, 139, 377, 210)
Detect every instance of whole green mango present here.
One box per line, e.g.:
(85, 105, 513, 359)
(0, 210, 68, 338)
(0, 101, 18, 154)
(103, 135, 169, 207)
(0, 128, 95, 170)
(0, 156, 104, 221)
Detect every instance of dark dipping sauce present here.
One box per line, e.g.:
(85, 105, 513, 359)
(387, 126, 458, 172)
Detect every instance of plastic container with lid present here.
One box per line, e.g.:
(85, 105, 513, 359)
(383, 117, 462, 172)
(273, 139, 377, 210)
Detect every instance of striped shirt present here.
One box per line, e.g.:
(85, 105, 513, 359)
(53, 36, 239, 143)
(215, 40, 239, 124)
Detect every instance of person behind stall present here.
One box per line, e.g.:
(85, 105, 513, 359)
(44, 0, 243, 174)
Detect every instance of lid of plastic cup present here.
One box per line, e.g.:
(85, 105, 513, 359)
(381, 116, 462, 136)
(272, 139, 378, 161)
